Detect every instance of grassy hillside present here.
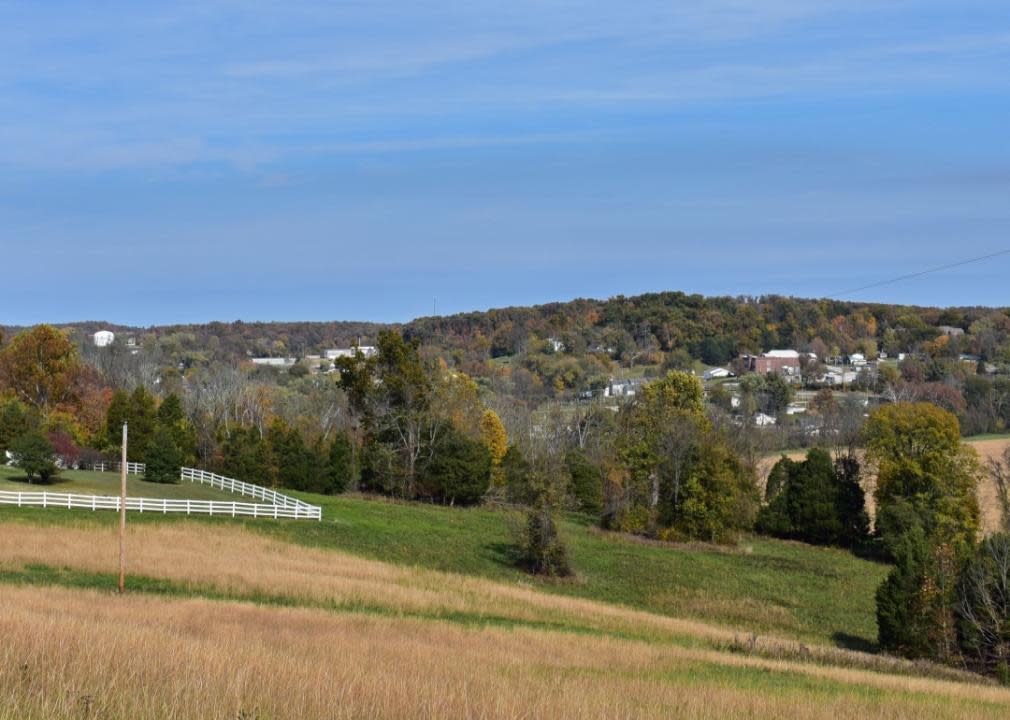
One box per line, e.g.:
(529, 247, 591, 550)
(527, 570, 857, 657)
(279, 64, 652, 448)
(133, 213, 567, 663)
(0, 483, 887, 648)
(0, 517, 1004, 719)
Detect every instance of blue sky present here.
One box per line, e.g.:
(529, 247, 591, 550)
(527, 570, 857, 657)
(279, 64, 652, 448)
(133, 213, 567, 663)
(3, 1, 1010, 325)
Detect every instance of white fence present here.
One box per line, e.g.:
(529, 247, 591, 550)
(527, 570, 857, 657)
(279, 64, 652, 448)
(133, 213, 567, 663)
(0, 466, 322, 521)
(0, 490, 321, 519)
(90, 461, 145, 474)
(179, 467, 316, 510)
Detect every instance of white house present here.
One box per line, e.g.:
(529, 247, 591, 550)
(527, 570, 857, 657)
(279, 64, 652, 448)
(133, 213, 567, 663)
(546, 337, 565, 353)
(822, 369, 859, 386)
(604, 379, 641, 398)
(324, 346, 377, 360)
(93, 330, 115, 347)
(703, 367, 733, 380)
(753, 413, 777, 426)
(251, 357, 297, 368)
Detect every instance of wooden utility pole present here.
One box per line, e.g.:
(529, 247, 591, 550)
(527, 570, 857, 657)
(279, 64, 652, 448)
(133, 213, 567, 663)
(118, 422, 127, 594)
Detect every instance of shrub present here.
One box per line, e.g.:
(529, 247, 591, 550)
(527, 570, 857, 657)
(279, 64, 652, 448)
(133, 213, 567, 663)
(9, 431, 59, 483)
(519, 497, 572, 577)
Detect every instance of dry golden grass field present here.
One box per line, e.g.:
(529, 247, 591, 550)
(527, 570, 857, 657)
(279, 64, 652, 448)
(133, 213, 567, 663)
(2, 520, 1010, 719)
(759, 436, 1010, 533)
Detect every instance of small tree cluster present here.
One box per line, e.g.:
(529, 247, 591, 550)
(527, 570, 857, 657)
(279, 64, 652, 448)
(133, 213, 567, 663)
(862, 403, 1010, 678)
(609, 371, 758, 544)
(756, 448, 869, 549)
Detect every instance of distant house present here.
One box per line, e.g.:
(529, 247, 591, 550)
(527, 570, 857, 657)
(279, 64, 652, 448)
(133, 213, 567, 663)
(848, 353, 867, 366)
(604, 378, 642, 398)
(938, 325, 965, 337)
(959, 353, 982, 364)
(93, 330, 115, 347)
(703, 367, 733, 380)
(821, 369, 859, 386)
(753, 413, 777, 426)
(324, 346, 377, 360)
(251, 357, 297, 368)
(546, 337, 565, 353)
(739, 349, 800, 376)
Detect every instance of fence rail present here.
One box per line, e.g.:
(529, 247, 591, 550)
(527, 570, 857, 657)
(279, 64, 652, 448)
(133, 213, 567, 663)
(179, 467, 316, 510)
(0, 490, 321, 519)
(89, 461, 145, 474)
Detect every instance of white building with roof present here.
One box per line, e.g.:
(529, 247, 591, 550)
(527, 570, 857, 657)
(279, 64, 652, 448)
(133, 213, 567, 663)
(324, 346, 377, 360)
(93, 330, 115, 347)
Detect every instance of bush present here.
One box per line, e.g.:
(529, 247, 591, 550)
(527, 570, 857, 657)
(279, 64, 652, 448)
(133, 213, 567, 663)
(9, 431, 59, 483)
(519, 497, 572, 577)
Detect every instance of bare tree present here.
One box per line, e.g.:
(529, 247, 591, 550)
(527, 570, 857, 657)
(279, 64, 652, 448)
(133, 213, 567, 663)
(958, 534, 1010, 677)
(987, 447, 1010, 532)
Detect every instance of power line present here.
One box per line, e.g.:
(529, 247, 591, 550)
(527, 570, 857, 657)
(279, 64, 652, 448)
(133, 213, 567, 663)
(830, 248, 1010, 298)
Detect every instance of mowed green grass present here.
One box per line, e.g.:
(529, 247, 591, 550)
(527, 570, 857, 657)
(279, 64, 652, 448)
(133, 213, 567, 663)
(273, 493, 890, 649)
(0, 466, 264, 502)
(0, 486, 890, 650)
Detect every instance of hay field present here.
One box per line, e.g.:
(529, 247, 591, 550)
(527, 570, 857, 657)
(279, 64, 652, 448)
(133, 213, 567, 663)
(1, 521, 1008, 720)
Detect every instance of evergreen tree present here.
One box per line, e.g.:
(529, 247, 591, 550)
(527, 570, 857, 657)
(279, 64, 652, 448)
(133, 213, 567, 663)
(127, 386, 157, 462)
(501, 445, 533, 505)
(0, 398, 31, 455)
(565, 448, 603, 514)
(756, 449, 869, 549)
(144, 425, 181, 484)
(326, 432, 354, 494)
(104, 390, 130, 451)
(419, 425, 491, 505)
(219, 426, 271, 485)
(156, 393, 197, 465)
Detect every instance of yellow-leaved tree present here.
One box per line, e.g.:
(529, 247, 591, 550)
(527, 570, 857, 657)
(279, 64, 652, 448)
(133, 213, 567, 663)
(479, 409, 508, 485)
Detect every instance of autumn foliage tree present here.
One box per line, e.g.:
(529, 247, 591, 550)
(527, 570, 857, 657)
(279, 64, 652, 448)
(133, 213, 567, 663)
(0, 325, 82, 410)
(479, 409, 508, 485)
(613, 371, 758, 543)
(864, 403, 983, 662)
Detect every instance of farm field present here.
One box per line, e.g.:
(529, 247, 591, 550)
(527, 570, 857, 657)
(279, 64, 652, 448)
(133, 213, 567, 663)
(0, 518, 1005, 719)
(0, 465, 268, 503)
(3, 437, 1009, 718)
(0, 493, 888, 648)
